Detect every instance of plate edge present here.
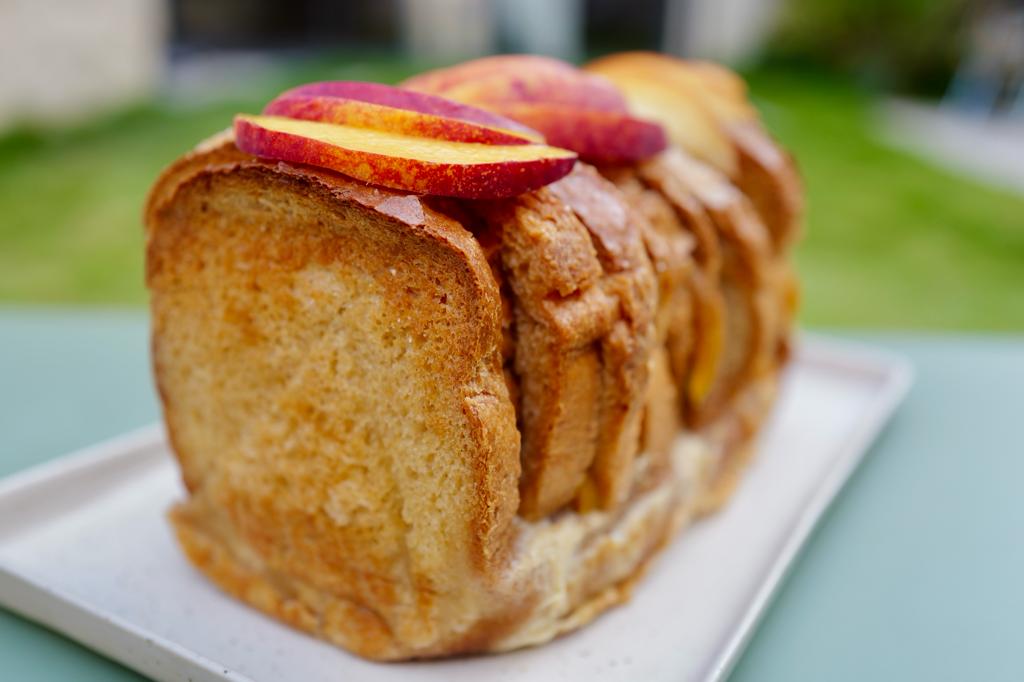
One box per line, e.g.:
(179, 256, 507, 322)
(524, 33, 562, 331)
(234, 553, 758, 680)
(704, 334, 914, 681)
(0, 335, 915, 681)
(0, 566, 254, 682)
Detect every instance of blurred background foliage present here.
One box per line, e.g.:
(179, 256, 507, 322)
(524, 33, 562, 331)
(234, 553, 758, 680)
(0, 0, 1021, 330)
(770, 0, 969, 95)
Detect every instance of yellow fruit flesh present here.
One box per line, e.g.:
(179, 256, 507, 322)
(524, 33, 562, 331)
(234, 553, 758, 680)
(238, 115, 574, 164)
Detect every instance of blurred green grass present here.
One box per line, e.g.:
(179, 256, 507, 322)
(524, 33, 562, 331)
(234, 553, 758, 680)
(748, 69, 1024, 330)
(0, 58, 1021, 329)
(0, 57, 415, 307)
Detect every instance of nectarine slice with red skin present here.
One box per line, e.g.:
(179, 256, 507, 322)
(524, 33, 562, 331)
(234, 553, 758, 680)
(497, 103, 667, 164)
(586, 52, 759, 175)
(266, 94, 540, 146)
(271, 81, 542, 141)
(234, 114, 577, 200)
(403, 55, 628, 113)
(402, 56, 670, 163)
(586, 68, 738, 174)
(587, 52, 803, 248)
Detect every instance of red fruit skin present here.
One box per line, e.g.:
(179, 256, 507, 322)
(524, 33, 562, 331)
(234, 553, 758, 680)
(497, 104, 668, 164)
(400, 56, 670, 162)
(271, 81, 542, 139)
(402, 55, 628, 113)
(265, 94, 538, 146)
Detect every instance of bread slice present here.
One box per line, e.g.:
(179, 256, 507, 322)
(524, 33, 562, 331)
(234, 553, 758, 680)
(609, 150, 774, 429)
(148, 140, 532, 658)
(730, 122, 803, 252)
(472, 165, 659, 517)
(662, 58, 804, 252)
(147, 139, 744, 659)
(584, 53, 803, 252)
(600, 149, 786, 514)
(602, 168, 694, 490)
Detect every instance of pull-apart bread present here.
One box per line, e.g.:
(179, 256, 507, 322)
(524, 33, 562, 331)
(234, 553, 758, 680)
(146, 55, 801, 660)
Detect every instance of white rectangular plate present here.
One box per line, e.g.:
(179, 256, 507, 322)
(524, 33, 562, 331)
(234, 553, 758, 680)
(0, 335, 911, 682)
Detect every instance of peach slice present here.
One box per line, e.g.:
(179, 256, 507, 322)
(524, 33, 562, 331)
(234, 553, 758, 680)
(234, 114, 576, 199)
(267, 81, 543, 145)
(403, 56, 667, 164)
(586, 52, 742, 174)
(587, 52, 802, 249)
(402, 55, 627, 112)
(497, 103, 667, 165)
(680, 60, 758, 123)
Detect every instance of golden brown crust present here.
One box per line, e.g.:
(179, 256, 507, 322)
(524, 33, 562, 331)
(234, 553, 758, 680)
(547, 166, 659, 511)
(470, 186, 606, 519)
(729, 122, 804, 253)
(148, 127, 796, 660)
(582, 52, 803, 256)
(149, 140, 524, 657)
(598, 167, 691, 490)
(634, 149, 779, 428)
(603, 148, 790, 520)
(468, 165, 658, 518)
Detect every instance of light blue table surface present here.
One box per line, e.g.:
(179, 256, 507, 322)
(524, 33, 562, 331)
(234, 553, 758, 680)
(1, 307, 1022, 681)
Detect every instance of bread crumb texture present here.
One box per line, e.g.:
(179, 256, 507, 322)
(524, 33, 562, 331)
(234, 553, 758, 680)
(146, 137, 793, 659)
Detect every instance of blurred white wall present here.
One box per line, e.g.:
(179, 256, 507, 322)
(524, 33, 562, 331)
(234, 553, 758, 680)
(0, 0, 167, 129)
(663, 0, 781, 65)
(399, 0, 582, 63)
(399, 0, 496, 62)
(496, 0, 582, 62)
